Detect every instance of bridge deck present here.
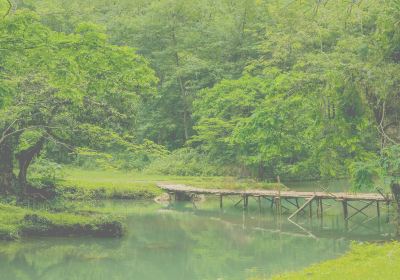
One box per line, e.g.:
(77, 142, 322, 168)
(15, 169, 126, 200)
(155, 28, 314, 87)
(157, 183, 392, 202)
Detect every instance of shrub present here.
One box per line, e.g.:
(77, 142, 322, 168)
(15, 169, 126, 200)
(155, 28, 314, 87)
(28, 157, 63, 189)
(20, 213, 124, 238)
(145, 148, 226, 176)
(21, 214, 53, 235)
(349, 161, 381, 191)
(0, 224, 19, 241)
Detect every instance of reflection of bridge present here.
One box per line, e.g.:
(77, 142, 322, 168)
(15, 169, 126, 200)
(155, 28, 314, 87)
(157, 183, 394, 231)
(209, 214, 394, 241)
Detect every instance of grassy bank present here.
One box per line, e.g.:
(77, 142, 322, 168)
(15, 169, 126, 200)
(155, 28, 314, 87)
(0, 203, 123, 241)
(253, 243, 400, 280)
(58, 167, 286, 200)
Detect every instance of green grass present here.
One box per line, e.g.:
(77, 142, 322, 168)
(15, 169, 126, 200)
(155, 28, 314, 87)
(58, 167, 286, 200)
(254, 242, 400, 280)
(0, 203, 123, 240)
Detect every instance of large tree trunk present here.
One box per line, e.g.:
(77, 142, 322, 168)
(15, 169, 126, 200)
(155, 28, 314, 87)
(171, 27, 191, 142)
(16, 137, 45, 193)
(0, 138, 16, 194)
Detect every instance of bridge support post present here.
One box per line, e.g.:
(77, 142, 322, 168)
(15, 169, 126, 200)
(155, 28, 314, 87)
(342, 200, 348, 231)
(377, 201, 381, 232)
(243, 195, 248, 210)
(317, 198, 323, 218)
(376, 201, 380, 219)
(219, 194, 223, 210)
(387, 201, 391, 223)
(275, 197, 282, 216)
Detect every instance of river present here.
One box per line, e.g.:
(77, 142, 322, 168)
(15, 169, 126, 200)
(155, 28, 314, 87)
(0, 192, 396, 280)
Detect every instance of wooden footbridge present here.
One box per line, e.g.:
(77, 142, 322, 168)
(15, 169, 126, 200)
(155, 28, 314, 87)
(157, 183, 394, 230)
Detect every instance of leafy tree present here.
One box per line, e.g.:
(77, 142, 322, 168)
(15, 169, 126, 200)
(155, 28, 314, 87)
(0, 11, 158, 194)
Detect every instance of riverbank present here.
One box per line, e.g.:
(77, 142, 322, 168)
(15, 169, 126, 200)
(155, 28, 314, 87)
(57, 167, 285, 200)
(0, 168, 286, 241)
(0, 203, 123, 241)
(258, 242, 400, 280)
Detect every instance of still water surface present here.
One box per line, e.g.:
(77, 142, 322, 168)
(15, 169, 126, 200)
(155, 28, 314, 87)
(0, 193, 395, 280)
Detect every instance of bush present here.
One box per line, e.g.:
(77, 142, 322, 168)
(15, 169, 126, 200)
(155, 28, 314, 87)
(145, 148, 226, 176)
(20, 213, 124, 238)
(349, 161, 381, 191)
(21, 214, 53, 235)
(0, 224, 19, 241)
(28, 157, 63, 189)
(72, 140, 169, 171)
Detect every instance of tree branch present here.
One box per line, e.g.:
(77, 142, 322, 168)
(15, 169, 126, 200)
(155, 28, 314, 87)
(377, 101, 399, 145)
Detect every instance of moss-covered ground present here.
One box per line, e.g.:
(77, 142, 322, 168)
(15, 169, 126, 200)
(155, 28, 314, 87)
(0, 167, 286, 240)
(0, 203, 123, 241)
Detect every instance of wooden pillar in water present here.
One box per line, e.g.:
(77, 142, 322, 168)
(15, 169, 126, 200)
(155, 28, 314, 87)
(319, 198, 324, 228)
(243, 195, 248, 210)
(377, 201, 380, 219)
(275, 197, 282, 216)
(219, 194, 223, 210)
(342, 200, 348, 231)
(377, 201, 381, 232)
(320, 199, 324, 218)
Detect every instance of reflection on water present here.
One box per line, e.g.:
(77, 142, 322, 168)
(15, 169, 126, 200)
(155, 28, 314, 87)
(0, 198, 396, 280)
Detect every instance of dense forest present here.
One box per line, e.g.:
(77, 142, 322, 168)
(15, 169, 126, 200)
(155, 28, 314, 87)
(1, 0, 400, 195)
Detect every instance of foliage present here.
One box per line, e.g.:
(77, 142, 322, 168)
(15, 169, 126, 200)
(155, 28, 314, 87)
(73, 138, 168, 171)
(1, 0, 399, 191)
(192, 0, 398, 182)
(349, 161, 381, 191)
(145, 148, 225, 176)
(28, 156, 63, 187)
(349, 145, 400, 191)
(381, 145, 400, 179)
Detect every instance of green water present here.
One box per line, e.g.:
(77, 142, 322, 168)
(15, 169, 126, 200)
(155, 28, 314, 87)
(0, 198, 395, 280)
